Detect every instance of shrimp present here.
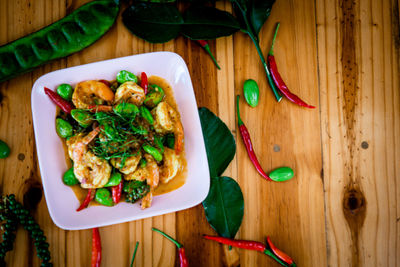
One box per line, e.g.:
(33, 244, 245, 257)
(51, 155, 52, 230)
(153, 101, 184, 153)
(160, 148, 181, 184)
(110, 152, 141, 175)
(72, 80, 114, 109)
(125, 154, 159, 209)
(114, 81, 145, 106)
(66, 127, 111, 188)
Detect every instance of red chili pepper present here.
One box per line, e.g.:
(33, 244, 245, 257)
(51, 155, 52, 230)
(98, 79, 111, 87)
(112, 180, 123, 204)
(152, 228, 188, 267)
(236, 95, 272, 181)
(267, 23, 315, 109)
(91, 228, 101, 267)
(76, 189, 95, 212)
(44, 87, 74, 114)
(203, 235, 266, 252)
(204, 235, 296, 267)
(196, 40, 221, 70)
(140, 72, 148, 95)
(267, 236, 294, 265)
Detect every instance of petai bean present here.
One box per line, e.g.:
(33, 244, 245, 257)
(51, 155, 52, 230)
(71, 109, 93, 128)
(63, 167, 79, 186)
(56, 84, 73, 101)
(243, 79, 259, 107)
(95, 188, 114, 206)
(104, 172, 122, 187)
(142, 144, 162, 162)
(56, 118, 73, 138)
(140, 106, 154, 125)
(0, 140, 10, 159)
(0, 0, 119, 83)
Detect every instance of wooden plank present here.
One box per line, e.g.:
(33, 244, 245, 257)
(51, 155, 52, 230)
(316, 0, 400, 266)
(233, 0, 327, 266)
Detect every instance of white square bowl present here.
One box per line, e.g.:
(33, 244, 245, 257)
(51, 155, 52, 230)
(31, 52, 210, 230)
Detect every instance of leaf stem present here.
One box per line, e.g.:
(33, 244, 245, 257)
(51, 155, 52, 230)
(269, 22, 280, 55)
(236, 95, 243, 126)
(264, 249, 290, 267)
(152, 228, 182, 248)
(130, 241, 139, 267)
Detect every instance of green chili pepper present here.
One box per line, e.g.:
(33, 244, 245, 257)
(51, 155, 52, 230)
(243, 79, 260, 107)
(165, 133, 175, 149)
(71, 109, 93, 128)
(268, 167, 294, 182)
(140, 106, 154, 125)
(0, 0, 119, 83)
(116, 70, 138, 84)
(56, 84, 73, 101)
(55, 118, 73, 138)
(114, 102, 139, 117)
(142, 144, 162, 162)
(139, 158, 147, 168)
(0, 140, 10, 159)
(153, 135, 165, 154)
(62, 167, 79, 186)
(104, 172, 122, 187)
(95, 188, 114, 206)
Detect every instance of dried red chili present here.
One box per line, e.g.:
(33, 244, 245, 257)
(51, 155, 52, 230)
(140, 72, 148, 95)
(91, 228, 101, 267)
(196, 40, 221, 70)
(203, 235, 296, 267)
(98, 79, 111, 87)
(76, 188, 95, 211)
(236, 95, 272, 181)
(152, 228, 188, 267)
(44, 87, 74, 114)
(112, 180, 123, 204)
(267, 23, 315, 109)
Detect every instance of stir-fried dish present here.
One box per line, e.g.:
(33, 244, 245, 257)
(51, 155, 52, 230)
(51, 70, 185, 210)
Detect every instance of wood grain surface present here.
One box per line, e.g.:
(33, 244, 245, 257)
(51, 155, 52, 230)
(0, 0, 398, 266)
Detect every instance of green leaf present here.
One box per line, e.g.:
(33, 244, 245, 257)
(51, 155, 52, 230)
(122, 3, 183, 43)
(181, 6, 240, 40)
(248, 0, 275, 36)
(203, 176, 244, 238)
(198, 107, 236, 178)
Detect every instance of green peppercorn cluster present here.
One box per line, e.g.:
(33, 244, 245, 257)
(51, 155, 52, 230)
(123, 181, 150, 203)
(0, 195, 52, 266)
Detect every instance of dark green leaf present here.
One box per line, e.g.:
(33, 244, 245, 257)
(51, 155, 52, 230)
(122, 3, 183, 43)
(203, 176, 244, 238)
(248, 0, 275, 36)
(199, 107, 236, 178)
(181, 6, 240, 40)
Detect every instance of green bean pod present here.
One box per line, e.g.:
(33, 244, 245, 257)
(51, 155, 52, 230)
(0, 0, 119, 83)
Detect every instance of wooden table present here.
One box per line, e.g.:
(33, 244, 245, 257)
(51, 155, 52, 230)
(0, 0, 398, 266)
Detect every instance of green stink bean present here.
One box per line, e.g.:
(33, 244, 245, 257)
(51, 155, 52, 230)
(142, 144, 162, 162)
(165, 133, 175, 149)
(268, 167, 294, 182)
(56, 84, 73, 101)
(95, 188, 113, 206)
(140, 106, 154, 125)
(71, 109, 93, 128)
(243, 79, 259, 107)
(0, 140, 10, 159)
(0, 1, 119, 83)
(56, 118, 73, 138)
(104, 172, 122, 187)
(144, 91, 164, 108)
(131, 125, 148, 135)
(62, 167, 79, 186)
(116, 70, 138, 84)
(103, 124, 118, 139)
(114, 102, 139, 117)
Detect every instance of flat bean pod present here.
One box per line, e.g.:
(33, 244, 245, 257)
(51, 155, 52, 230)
(0, 0, 119, 83)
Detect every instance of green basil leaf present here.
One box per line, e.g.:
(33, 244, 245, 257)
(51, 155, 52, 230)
(181, 6, 240, 40)
(199, 107, 236, 178)
(248, 0, 275, 36)
(122, 3, 183, 43)
(203, 176, 244, 238)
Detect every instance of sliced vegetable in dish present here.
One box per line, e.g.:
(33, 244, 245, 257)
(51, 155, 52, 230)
(46, 70, 186, 211)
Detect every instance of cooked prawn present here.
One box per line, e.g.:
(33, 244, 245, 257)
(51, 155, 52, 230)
(114, 81, 145, 106)
(153, 101, 184, 153)
(160, 148, 181, 184)
(66, 127, 112, 188)
(140, 154, 159, 209)
(72, 80, 114, 109)
(110, 152, 141, 175)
